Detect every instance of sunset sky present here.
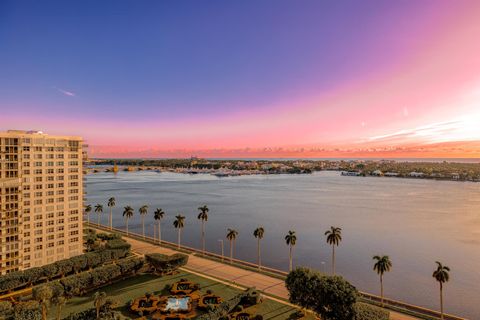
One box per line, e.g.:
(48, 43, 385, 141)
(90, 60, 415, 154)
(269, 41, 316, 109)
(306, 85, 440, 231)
(1, 0, 480, 158)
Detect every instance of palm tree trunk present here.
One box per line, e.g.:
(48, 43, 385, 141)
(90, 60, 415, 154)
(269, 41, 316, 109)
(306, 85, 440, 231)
(177, 229, 181, 249)
(257, 238, 261, 269)
(380, 275, 384, 307)
(56, 304, 62, 320)
(289, 245, 293, 271)
(97, 213, 100, 225)
(158, 221, 161, 245)
(126, 218, 129, 235)
(201, 221, 205, 254)
(332, 245, 336, 275)
(42, 303, 47, 320)
(110, 208, 113, 230)
(440, 283, 444, 320)
(229, 240, 233, 263)
(142, 216, 145, 239)
(87, 213, 90, 224)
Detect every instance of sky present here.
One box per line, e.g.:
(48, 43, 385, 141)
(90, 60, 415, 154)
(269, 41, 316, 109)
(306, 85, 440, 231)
(1, 0, 480, 158)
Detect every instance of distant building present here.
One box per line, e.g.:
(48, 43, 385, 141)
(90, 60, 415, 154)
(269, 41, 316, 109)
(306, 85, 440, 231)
(384, 172, 399, 177)
(0, 130, 85, 274)
(371, 170, 383, 176)
(261, 164, 273, 170)
(409, 172, 424, 177)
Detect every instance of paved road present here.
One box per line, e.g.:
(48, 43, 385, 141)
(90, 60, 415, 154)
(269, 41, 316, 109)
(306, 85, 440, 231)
(119, 233, 417, 320)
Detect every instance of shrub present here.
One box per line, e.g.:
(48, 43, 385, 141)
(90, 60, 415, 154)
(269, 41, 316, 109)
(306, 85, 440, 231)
(13, 301, 42, 320)
(116, 257, 144, 274)
(105, 239, 131, 257)
(70, 254, 88, 273)
(0, 300, 13, 319)
(354, 302, 389, 320)
(22, 267, 44, 285)
(97, 233, 122, 241)
(91, 264, 122, 287)
(54, 258, 75, 277)
(286, 267, 358, 320)
(196, 288, 257, 320)
(285, 267, 319, 311)
(41, 263, 58, 280)
(0, 249, 130, 293)
(318, 276, 358, 320)
(58, 257, 143, 296)
(63, 300, 120, 320)
(0, 272, 23, 291)
(145, 253, 188, 273)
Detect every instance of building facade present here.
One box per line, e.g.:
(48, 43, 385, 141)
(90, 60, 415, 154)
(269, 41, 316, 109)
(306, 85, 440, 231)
(0, 130, 84, 274)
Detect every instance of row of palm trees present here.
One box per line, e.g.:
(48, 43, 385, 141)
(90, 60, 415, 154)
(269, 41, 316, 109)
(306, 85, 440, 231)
(84, 201, 452, 320)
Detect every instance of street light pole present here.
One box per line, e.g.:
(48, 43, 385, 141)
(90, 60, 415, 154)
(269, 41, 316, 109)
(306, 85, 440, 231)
(153, 224, 156, 243)
(218, 239, 224, 262)
(321, 261, 326, 273)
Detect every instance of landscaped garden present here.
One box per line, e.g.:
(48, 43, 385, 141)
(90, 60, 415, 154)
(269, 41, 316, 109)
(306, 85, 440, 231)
(0, 230, 313, 320)
(57, 271, 312, 320)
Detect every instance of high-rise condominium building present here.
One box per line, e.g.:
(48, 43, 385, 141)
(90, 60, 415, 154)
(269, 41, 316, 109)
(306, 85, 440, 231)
(0, 130, 84, 274)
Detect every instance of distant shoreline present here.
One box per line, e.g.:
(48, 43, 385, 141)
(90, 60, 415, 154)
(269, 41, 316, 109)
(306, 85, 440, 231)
(90, 157, 480, 163)
(85, 158, 480, 182)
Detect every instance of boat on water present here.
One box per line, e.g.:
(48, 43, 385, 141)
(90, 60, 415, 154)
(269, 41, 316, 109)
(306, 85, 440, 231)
(341, 171, 360, 176)
(214, 172, 230, 177)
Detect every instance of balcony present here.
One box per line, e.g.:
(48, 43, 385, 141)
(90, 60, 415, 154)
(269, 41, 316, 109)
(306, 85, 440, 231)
(0, 178, 21, 188)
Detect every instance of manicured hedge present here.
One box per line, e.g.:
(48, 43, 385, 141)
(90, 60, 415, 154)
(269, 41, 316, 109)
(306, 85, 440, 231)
(105, 238, 131, 253)
(43, 257, 144, 296)
(0, 247, 130, 292)
(197, 288, 258, 320)
(354, 302, 389, 320)
(96, 232, 122, 241)
(0, 300, 13, 319)
(13, 301, 42, 320)
(145, 253, 188, 273)
(63, 300, 119, 320)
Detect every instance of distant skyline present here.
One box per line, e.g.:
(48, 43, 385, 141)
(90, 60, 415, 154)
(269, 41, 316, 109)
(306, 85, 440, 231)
(1, 1, 480, 158)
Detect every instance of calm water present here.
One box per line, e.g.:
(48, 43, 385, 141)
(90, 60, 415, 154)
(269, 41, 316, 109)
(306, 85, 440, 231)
(85, 171, 480, 318)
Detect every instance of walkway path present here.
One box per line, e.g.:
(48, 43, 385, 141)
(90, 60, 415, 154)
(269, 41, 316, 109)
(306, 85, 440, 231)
(117, 232, 417, 320)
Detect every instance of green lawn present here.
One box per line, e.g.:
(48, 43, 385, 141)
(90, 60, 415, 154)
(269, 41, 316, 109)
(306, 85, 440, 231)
(55, 271, 311, 320)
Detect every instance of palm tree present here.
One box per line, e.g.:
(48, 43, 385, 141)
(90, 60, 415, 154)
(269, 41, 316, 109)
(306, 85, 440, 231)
(52, 294, 68, 320)
(253, 226, 265, 269)
(325, 226, 342, 275)
(123, 206, 134, 235)
(433, 261, 450, 320)
(373, 255, 392, 307)
(285, 230, 297, 271)
(93, 291, 107, 319)
(226, 228, 238, 263)
(197, 205, 209, 254)
(139, 205, 149, 239)
(33, 285, 54, 320)
(153, 208, 165, 244)
(84, 204, 92, 224)
(94, 204, 103, 226)
(173, 215, 186, 249)
(107, 197, 115, 230)
(86, 237, 95, 252)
